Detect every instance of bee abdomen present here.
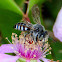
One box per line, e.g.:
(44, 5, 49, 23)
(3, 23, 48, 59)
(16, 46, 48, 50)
(14, 23, 30, 31)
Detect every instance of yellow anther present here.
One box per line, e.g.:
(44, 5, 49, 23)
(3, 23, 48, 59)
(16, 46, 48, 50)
(33, 55, 36, 57)
(14, 51, 18, 54)
(11, 47, 14, 49)
(18, 53, 21, 55)
(43, 55, 46, 58)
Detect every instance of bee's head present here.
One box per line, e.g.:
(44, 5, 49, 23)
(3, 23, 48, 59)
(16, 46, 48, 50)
(43, 31, 48, 38)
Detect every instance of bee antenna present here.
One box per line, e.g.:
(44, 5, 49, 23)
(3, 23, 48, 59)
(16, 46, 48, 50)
(42, 38, 45, 50)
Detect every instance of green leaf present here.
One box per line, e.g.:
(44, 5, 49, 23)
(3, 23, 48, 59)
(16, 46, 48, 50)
(14, 0, 25, 7)
(0, 0, 23, 42)
(0, 0, 23, 15)
(0, 9, 22, 42)
(46, 54, 53, 60)
(50, 41, 62, 60)
(27, 0, 45, 13)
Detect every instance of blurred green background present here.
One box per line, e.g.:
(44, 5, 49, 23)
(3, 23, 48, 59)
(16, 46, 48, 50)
(0, 0, 62, 61)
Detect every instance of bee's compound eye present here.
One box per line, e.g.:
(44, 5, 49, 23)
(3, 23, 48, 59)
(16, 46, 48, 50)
(36, 28, 39, 32)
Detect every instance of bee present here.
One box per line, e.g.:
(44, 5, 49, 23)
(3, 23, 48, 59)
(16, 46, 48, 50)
(14, 5, 48, 42)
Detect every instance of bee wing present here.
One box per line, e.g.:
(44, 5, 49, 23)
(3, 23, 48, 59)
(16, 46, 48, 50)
(21, 20, 33, 29)
(31, 5, 41, 24)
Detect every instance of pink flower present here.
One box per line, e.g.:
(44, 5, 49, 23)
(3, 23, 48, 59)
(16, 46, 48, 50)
(53, 7, 62, 42)
(0, 33, 52, 62)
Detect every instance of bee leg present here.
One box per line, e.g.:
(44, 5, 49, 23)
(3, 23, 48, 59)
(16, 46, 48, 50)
(30, 30, 34, 40)
(31, 34, 34, 41)
(38, 34, 45, 50)
(24, 33, 28, 37)
(33, 36, 36, 42)
(23, 31, 29, 37)
(42, 38, 45, 50)
(36, 35, 38, 42)
(23, 32, 29, 43)
(33, 34, 38, 43)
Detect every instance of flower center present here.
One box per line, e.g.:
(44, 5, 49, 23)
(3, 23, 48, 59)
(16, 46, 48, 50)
(11, 32, 51, 60)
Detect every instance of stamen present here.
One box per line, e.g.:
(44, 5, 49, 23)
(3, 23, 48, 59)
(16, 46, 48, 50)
(11, 33, 51, 60)
(45, 51, 51, 56)
(11, 47, 14, 49)
(33, 55, 36, 57)
(43, 47, 51, 55)
(5, 37, 12, 44)
(18, 53, 21, 55)
(43, 55, 46, 57)
(14, 51, 19, 54)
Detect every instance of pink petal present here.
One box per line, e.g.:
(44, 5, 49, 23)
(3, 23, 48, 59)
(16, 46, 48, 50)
(53, 7, 62, 42)
(0, 44, 14, 53)
(37, 59, 41, 62)
(0, 53, 19, 62)
(41, 57, 50, 62)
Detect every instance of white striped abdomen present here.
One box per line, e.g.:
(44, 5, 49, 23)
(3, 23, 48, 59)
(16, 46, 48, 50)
(14, 23, 30, 31)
